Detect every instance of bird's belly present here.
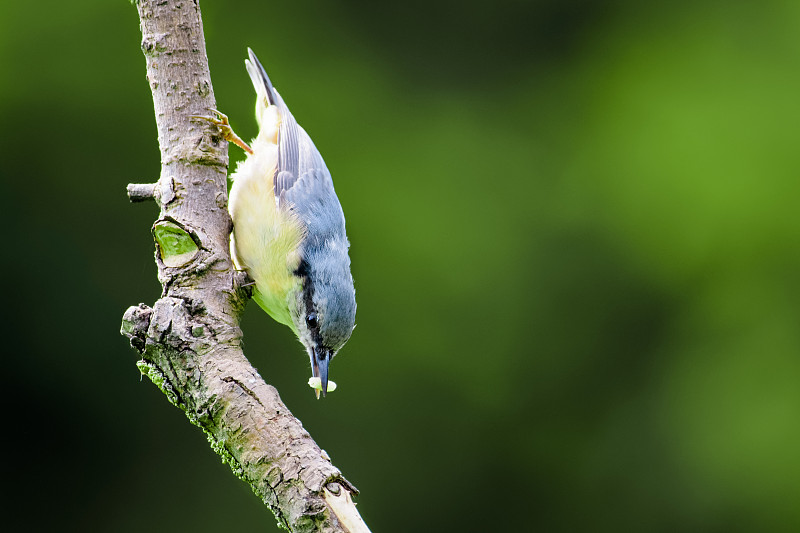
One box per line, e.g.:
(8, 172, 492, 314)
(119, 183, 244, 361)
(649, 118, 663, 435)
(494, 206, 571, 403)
(229, 150, 303, 330)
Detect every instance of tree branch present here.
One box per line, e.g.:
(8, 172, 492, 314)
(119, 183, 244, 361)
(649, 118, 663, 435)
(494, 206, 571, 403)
(120, 1, 369, 531)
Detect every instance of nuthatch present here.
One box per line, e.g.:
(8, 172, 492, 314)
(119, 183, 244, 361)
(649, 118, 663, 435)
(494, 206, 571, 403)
(195, 49, 356, 398)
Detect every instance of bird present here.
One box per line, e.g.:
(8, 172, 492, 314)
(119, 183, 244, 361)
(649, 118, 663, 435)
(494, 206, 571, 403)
(194, 49, 356, 398)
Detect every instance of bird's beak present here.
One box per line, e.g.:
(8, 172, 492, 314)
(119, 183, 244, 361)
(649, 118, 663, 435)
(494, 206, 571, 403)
(312, 346, 330, 399)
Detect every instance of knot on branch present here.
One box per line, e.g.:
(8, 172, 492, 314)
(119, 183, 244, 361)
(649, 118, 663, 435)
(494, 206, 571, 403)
(127, 183, 157, 202)
(121, 297, 209, 358)
(153, 219, 200, 268)
(121, 303, 153, 353)
(127, 177, 175, 205)
(147, 296, 203, 349)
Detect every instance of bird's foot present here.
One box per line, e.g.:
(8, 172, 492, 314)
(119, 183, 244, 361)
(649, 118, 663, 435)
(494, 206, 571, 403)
(191, 108, 254, 154)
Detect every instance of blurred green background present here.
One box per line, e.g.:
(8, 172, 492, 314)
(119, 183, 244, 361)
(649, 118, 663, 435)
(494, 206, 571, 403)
(3, 0, 799, 531)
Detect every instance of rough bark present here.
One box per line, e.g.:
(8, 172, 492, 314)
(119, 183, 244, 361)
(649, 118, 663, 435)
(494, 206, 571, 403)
(120, 1, 369, 531)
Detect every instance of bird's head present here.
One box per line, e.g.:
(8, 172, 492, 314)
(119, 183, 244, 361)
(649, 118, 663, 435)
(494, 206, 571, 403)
(290, 251, 356, 398)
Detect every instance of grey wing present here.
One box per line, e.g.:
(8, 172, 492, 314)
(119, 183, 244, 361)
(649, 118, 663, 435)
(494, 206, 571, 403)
(271, 90, 335, 219)
(271, 95, 346, 242)
(280, 151, 347, 248)
(273, 101, 301, 199)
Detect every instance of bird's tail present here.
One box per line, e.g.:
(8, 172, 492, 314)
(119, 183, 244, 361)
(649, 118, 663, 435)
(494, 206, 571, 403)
(245, 48, 300, 184)
(245, 48, 278, 109)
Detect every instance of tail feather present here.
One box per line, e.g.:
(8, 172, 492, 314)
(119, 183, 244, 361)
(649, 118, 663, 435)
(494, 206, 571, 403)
(245, 48, 277, 106)
(245, 48, 301, 191)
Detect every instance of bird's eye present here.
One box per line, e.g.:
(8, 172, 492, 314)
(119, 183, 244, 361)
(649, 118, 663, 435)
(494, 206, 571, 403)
(306, 312, 318, 329)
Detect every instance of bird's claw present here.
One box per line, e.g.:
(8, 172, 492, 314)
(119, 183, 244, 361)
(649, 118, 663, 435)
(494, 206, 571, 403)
(191, 108, 253, 154)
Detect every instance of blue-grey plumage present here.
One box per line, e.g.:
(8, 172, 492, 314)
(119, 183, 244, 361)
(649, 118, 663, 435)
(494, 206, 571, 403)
(229, 49, 356, 397)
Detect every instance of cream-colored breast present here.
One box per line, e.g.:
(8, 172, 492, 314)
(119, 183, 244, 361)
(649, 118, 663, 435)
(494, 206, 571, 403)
(228, 128, 304, 329)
